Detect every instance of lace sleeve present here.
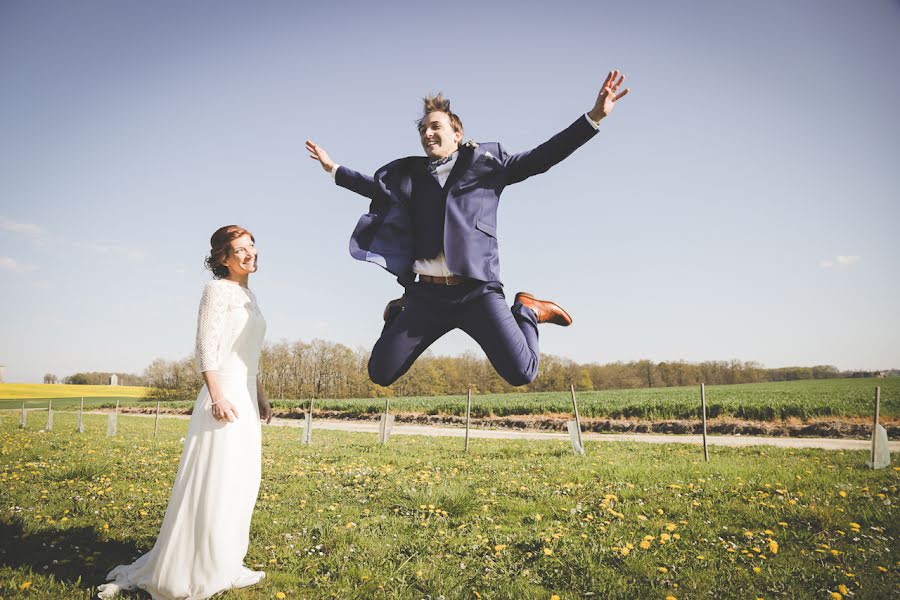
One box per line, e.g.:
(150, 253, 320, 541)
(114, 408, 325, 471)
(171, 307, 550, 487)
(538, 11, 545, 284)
(195, 282, 228, 373)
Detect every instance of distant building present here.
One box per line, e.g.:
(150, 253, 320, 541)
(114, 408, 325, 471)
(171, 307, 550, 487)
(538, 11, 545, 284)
(109, 373, 119, 386)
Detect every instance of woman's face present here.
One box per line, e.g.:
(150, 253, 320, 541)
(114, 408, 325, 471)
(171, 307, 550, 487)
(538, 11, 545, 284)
(221, 234, 257, 278)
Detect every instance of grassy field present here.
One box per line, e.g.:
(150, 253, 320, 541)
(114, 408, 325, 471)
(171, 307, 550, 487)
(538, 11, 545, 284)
(1, 411, 898, 599)
(2, 378, 897, 422)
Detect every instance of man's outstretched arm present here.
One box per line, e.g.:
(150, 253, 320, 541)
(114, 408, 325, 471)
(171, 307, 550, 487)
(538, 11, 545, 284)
(503, 69, 630, 185)
(305, 138, 379, 199)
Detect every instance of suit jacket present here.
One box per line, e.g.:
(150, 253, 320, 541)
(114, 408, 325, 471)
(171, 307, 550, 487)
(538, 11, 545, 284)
(336, 114, 598, 285)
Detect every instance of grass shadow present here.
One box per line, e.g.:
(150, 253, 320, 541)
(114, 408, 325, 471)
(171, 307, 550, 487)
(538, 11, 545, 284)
(0, 517, 148, 596)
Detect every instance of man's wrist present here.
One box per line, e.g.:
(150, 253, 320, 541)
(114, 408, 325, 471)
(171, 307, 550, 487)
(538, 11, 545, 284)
(586, 111, 604, 127)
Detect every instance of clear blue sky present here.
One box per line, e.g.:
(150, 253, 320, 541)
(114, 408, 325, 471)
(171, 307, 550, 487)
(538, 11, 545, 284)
(2, 0, 898, 384)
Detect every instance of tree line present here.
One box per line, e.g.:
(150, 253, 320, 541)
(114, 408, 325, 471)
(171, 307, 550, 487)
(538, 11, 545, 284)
(116, 338, 891, 401)
(48, 371, 145, 386)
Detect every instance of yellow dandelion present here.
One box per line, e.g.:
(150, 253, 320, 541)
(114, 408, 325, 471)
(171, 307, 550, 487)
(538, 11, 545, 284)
(665, 523, 677, 531)
(640, 540, 651, 550)
(837, 584, 848, 595)
(551, 596, 561, 600)
(20, 581, 32, 590)
(275, 593, 286, 600)
(769, 540, 778, 555)
(829, 593, 842, 600)
(753, 566, 761, 574)
(877, 566, 888, 572)
(658, 566, 669, 573)
(660, 533, 671, 542)
(665, 596, 677, 600)
(543, 547, 553, 556)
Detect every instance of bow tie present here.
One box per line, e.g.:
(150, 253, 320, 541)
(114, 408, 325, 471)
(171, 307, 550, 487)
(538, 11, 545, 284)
(427, 154, 454, 174)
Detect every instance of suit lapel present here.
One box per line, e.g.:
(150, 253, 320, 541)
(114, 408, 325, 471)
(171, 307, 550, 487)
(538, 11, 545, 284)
(443, 145, 474, 192)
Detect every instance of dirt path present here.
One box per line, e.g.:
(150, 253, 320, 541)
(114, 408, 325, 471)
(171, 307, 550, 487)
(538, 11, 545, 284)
(82, 411, 899, 452)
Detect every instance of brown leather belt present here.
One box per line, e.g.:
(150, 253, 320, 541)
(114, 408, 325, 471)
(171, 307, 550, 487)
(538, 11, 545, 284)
(417, 274, 468, 285)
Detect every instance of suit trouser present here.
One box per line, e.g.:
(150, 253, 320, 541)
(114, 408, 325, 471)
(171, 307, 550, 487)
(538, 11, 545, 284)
(368, 280, 540, 387)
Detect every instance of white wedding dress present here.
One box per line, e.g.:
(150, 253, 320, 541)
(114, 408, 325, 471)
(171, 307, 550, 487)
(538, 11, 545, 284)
(99, 279, 267, 600)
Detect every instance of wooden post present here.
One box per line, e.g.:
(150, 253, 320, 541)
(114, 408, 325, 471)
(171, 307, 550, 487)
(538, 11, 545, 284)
(465, 388, 472, 452)
(154, 400, 161, 437)
(570, 385, 584, 451)
(701, 383, 709, 462)
(77, 398, 85, 433)
(107, 399, 119, 437)
(379, 397, 392, 444)
(46, 399, 53, 432)
(871, 386, 881, 468)
(302, 396, 314, 445)
(20, 402, 26, 429)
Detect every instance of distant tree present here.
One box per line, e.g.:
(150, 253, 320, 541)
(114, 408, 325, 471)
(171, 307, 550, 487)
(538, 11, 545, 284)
(43, 373, 58, 384)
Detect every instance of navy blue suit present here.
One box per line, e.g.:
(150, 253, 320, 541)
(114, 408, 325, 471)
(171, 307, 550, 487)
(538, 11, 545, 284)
(336, 115, 599, 386)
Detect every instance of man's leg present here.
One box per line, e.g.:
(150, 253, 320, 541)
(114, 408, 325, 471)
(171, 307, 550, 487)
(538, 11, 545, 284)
(368, 292, 454, 387)
(459, 286, 541, 387)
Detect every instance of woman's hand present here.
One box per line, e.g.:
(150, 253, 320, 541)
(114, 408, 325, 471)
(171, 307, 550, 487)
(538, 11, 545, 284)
(211, 396, 239, 423)
(256, 377, 272, 424)
(258, 397, 273, 424)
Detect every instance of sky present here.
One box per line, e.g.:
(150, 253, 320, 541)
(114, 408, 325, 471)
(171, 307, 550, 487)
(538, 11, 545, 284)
(1, 0, 898, 384)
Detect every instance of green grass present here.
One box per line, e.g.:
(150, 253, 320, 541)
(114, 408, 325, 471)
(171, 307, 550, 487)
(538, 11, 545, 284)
(1, 411, 898, 598)
(274, 377, 900, 421)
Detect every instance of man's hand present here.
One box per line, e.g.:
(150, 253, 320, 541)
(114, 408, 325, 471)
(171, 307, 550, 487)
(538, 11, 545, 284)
(306, 139, 336, 173)
(588, 69, 630, 123)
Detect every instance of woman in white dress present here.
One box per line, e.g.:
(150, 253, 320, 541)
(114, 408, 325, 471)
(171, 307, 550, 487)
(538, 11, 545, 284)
(99, 225, 272, 600)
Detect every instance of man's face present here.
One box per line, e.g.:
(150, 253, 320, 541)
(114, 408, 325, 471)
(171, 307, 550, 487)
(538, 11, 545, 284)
(419, 111, 462, 159)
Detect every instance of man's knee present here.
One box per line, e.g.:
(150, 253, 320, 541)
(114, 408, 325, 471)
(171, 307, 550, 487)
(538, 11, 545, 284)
(499, 361, 538, 387)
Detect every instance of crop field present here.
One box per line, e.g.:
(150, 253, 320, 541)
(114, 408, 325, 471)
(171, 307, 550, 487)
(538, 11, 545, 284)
(273, 378, 900, 422)
(0, 383, 149, 401)
(1, 411, 898, 598)
(2, 378, 897, 423)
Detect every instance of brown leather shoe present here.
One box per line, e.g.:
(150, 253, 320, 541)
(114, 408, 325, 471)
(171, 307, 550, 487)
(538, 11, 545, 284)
(515, 292, 573, 326)
(383, 295, 407, 322)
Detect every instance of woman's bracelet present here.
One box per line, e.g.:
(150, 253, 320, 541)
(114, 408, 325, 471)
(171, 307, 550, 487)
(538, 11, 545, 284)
(210, 399, 221, 406)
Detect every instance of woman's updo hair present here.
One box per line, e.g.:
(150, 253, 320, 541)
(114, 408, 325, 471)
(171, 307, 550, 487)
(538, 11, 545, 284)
(205, 225, 254, 279)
